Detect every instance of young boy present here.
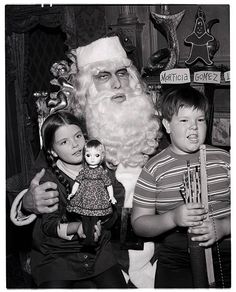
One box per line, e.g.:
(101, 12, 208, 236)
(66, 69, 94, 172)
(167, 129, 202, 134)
(131, 85, 230, 288)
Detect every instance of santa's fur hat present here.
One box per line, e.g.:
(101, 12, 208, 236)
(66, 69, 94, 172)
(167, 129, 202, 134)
(75, 36, 129, 68)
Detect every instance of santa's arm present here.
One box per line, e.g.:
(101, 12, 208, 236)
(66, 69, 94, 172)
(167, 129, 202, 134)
(10, 169, 59, 226)
(10, 189, 37, 226)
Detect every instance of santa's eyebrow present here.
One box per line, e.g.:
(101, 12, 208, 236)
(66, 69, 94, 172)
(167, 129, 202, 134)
(95, 71, 111, 76)
(116, 68, 127, 73)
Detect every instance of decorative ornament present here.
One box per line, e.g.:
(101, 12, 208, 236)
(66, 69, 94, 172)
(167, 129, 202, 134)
(34, 56, 78, 146)
(142, 5, 185, 76)
(48, 60, 75, 113)
(33, 91, 50, 147)
(184, 7, 219, 66)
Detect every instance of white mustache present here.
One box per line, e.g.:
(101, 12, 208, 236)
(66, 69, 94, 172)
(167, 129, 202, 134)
(87, 89, 139, 105)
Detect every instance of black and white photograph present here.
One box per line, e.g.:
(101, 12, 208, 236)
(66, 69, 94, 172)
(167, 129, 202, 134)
(5, 3, 231, 289)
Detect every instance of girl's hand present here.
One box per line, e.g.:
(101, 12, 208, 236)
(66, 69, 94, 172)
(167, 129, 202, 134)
(77, 220, 101, 241)
(77, 222, 86, 239)
(172, 203, 207, 228)
(189, 217, 230, 247)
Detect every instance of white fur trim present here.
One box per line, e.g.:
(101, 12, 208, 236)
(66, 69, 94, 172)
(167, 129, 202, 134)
(10, 189, 37, 226)
(121, 270, 130, 284)
(128, 242, 157, 288)
(115, 164, 142, 208)
(75, 36, 128, 68)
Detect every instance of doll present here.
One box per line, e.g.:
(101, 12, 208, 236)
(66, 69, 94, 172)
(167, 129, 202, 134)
(67, 139, 117, 247)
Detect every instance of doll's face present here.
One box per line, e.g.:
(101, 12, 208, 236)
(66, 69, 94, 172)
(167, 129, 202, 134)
(85, 147, 103, 168)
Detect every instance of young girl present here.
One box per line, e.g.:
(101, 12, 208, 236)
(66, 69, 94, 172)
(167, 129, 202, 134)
(67, 139, 117, 247)
(30, 111, 127, 288)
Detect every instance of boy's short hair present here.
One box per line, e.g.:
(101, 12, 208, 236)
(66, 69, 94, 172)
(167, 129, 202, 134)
(160, 85, 209, 121)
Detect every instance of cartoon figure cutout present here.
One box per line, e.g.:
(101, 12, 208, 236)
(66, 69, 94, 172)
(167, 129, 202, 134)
(185, 11, 214, 66)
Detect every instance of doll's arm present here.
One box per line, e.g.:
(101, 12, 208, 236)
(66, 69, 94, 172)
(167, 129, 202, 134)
(107, 185, 117, 204)
(68, 181, 80, 200)
(68, 171, 84, 200)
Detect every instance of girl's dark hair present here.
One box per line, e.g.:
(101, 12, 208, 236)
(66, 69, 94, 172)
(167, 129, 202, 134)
(41, 110, 87, 195)
(160, 85, 209, 121)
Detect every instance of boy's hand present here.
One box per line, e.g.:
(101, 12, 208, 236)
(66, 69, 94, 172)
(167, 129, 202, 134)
(22, 169, 59, 214)
(173, 203, 207, 227)
(189, 217, 230, 247)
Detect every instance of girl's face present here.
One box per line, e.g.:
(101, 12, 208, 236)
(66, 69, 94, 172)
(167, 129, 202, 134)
(51, 124, 85, 166)
(85, 147, 102, 168)
(163, 106, 207, 155)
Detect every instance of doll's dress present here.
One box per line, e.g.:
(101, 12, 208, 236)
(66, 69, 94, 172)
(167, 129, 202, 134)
(67, 165, 113, 216)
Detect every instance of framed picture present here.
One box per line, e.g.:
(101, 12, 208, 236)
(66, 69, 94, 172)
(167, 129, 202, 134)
(211, 112, 230, 146)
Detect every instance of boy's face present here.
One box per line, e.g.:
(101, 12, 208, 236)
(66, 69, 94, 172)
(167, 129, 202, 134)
(163, 106, 207, 155)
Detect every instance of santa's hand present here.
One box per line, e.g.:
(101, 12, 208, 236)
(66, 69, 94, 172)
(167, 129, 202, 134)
(22, 169, 59, 214)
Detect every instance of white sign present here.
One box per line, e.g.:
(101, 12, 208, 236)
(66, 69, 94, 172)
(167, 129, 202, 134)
(160, 68, 190, 84)
(194, 71, 221, 84)
(224, 71, 230, 82)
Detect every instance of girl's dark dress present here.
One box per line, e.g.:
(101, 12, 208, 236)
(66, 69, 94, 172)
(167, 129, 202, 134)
(31, 167, 118, 287)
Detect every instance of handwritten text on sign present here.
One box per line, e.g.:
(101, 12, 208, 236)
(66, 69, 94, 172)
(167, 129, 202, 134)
(224, 71, 230, 82)
(194, 71, 221, 84)
(160, 68, 190, 84)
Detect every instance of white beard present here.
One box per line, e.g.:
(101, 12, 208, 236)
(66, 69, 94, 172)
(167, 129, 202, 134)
(85, 85, 159, 287)
(85, 88, 160, 168)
